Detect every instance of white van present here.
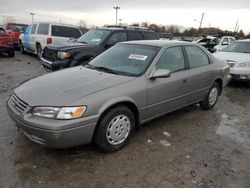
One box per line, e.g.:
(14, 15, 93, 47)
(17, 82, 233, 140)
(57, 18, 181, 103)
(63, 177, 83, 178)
(19, 22, 82, 57)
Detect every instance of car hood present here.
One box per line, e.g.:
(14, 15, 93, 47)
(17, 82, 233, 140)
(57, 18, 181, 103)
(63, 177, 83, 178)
(14, 67, 135, 107)
(213, 51, 250, 63)
(47, 42, 96, 51)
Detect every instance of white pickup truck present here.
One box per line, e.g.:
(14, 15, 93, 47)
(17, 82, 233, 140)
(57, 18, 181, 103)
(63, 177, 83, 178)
(19, 22, 82, 58)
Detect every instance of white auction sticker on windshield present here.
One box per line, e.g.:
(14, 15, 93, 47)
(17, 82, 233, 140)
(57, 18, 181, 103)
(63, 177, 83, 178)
(91, 39, 101, 42)
(128, 54, 148, 61)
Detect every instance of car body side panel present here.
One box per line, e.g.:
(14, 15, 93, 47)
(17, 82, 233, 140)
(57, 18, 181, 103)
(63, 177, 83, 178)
(66, 76, 148, 123)
(146, 70, 189, 119)
(185, 64, 215, 103)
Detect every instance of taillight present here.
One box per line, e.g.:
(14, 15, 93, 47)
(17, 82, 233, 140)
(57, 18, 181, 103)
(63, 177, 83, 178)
(47, 38, 52, 44)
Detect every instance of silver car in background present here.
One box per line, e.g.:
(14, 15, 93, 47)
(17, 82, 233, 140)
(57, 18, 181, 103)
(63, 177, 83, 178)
(214, 39, 250, 81)
(6, 40, 231, 152)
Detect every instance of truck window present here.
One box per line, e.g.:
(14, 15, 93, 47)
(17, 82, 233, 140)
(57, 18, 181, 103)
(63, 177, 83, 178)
(31, 24, 37, 34)
(143, 32, 158, 40)
(37, 24, 49, 35)
(128, 32, 143, 41)
(51, 26, 82, 38)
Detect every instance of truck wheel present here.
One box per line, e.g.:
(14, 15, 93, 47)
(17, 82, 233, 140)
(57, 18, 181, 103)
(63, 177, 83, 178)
(200, 82, 220, 110)
(19, 41, 25, 54)
(36, 43, 42, 59)
(8, 51, 15, 57)
(93, 106, 135, 152)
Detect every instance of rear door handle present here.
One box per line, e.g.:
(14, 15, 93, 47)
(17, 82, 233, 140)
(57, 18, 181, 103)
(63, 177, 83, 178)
(182, 78, 188, 83)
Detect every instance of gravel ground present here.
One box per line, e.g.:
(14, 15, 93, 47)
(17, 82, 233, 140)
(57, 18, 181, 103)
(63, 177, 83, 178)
(0, 52, 250, 188)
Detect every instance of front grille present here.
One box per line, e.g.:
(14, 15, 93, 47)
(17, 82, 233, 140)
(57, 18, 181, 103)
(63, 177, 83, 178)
(9, 94, 29, 114)
(42, 48, 57, 62)
(41, 63, 52, 72)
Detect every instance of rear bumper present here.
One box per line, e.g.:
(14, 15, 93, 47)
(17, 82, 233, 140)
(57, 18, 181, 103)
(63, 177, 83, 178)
(40, 57, 72, 71)
(6, 99, 99, 148)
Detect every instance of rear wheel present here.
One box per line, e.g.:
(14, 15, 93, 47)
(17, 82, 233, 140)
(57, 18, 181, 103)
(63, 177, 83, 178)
(19, 41, 25, 54)
(36, 43, 42, 59)
(93, 106, 135, 152)
(200, 82, 220, 110)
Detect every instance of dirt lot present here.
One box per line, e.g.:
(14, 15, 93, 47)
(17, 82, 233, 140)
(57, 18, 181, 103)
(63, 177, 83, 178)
(0, 52, 250, 188)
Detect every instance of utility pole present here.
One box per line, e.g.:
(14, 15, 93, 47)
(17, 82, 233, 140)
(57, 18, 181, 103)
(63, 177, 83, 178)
(199, 12, 204, 28)
(234, 20, 239, 32)
(30, 13, 35, 23)
(113, 6, 120, 26)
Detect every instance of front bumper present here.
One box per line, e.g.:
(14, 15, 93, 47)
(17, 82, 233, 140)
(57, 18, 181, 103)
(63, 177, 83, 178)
(6, 98, 99, 148)
(40, 57, 73, 72)
(0, 45, 15, 53)
(224, 74, 232, 86)
(230, 67, 250, 81)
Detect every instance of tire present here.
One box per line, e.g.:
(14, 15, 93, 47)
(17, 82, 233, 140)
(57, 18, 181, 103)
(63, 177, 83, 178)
(200, 82, 220, 110)
(93, 106, 135, 152)
(36, 43, 42, 59)
(19, 41, 25, 54)
(8, 50, 15, 57)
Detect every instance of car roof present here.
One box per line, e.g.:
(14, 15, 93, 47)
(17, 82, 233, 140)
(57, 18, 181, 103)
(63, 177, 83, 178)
(32, 22, 78, 28)
(121, 40, 192, 47)
(237, 39, 250, 42)
(100, 27, 155, 33)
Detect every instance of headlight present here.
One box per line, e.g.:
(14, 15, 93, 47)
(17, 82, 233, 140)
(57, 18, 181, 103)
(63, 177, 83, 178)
(57, 51, 70, 59)
(237, 62, 250, 67)
(32, 106, 87, 119)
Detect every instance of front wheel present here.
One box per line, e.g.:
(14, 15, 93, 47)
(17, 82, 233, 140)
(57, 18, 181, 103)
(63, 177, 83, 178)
(8, 50, 15, 57)
(93, 106, 135, 152)
(200, 82, 220, 110)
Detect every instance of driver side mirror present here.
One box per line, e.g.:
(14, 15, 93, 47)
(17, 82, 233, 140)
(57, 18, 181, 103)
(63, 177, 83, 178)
(149, 69, 171, 80)
(105, 40, 116, 48)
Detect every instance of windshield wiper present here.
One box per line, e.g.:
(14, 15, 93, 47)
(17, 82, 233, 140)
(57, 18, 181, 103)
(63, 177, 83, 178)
(78, 41, 87, 44)
(94, 66, 119, 74)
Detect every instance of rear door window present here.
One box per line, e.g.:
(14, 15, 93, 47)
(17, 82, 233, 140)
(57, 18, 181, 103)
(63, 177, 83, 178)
(128, 31, 143, 41)
(31, 24, 37, 34)
(185, 46, 210, 68)
(108, 32, 127, 43)
(37, 24, 49, 35)
(51, 25, 82, 38)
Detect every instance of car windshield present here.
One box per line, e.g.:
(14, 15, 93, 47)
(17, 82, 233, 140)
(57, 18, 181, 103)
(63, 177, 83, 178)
(85, 44, 159, 77)
(7, 24, 27, 32)
(223, 42, 250, 53)
(0, 28, 5, 33)
(77, 29, 111, 44)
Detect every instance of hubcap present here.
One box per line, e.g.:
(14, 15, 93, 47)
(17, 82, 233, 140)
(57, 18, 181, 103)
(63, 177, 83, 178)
(106, 115, 131, 145)
(208, 87, 218, 106)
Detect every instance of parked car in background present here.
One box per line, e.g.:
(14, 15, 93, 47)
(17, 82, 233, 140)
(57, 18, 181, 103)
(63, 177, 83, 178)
(197, 36, 236, 53)
(40, 26, 159, 71)
(213, 39, 250, 81)
(3, 22, 28, 47)
(7, 40, 231, 152)
(0, 27, 15, 57)
(19, 22, 82, 58)
(158, 32, 173, 40)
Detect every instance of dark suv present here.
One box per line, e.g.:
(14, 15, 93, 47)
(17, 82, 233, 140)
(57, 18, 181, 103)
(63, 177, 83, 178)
(40, 26, 159, 71)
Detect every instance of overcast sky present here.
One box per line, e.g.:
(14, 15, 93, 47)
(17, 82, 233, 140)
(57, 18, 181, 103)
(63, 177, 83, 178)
(0, 0, 250, 33)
